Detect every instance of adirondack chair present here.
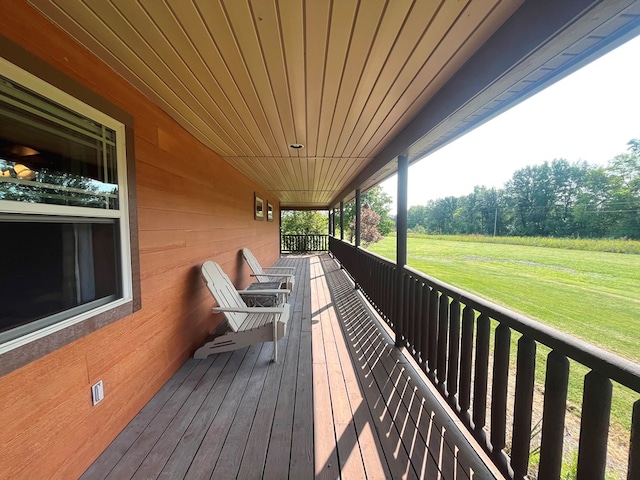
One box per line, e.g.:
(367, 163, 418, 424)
(194, 260, 291, 362)
(241, 248, 295, 292)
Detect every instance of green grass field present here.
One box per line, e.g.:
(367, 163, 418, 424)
(368, 234, 640, 362)
(366, 234, 640, 451)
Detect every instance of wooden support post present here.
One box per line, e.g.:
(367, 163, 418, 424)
(397, 155, 408, 269)
(355, 190, 361, 248)
(331, 208, 336, 236)
(279, 204, 282, 255)
(396, 154, 408, 347)
(354, 190, 361, 289)
(339, 201, 344, 240)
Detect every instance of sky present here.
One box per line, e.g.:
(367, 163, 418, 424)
(380, 34, 640, 209)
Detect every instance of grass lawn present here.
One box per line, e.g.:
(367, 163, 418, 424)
(366, 234, 640, 441)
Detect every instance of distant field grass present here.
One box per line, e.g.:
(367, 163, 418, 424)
(402, 233, 640, 255)
(369, 234, 640, 362)
(366, 234, 640, 442)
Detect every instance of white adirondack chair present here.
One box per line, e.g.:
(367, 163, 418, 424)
(194, 260, 291, 362)
(242, 248, 296, 292)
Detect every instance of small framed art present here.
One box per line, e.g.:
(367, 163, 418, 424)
(254, 193, 264, 220)
(267, 201, 274, 221)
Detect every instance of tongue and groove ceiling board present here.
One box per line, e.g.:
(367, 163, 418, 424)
(28, 0, 640, 208)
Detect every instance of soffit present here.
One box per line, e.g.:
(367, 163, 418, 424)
(28, 0, 523, 208)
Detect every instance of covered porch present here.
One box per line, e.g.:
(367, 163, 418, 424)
(83, 254, 499, 479)
(2, 2, 640, 479)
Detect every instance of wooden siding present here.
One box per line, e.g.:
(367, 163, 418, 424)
(0, 1, 280, 478)
(27, 0, 524, 208)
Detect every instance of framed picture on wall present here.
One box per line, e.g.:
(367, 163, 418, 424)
(267, 201, 273, 221)
(254, 193, 264, 220)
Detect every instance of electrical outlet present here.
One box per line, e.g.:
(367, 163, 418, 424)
(92, 380, 104, 406)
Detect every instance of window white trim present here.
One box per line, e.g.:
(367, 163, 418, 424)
(0, 57, 133, 352)
(0, 57, 124, 133)
(0, 297, 130, 355)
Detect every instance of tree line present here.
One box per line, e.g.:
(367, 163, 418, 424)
(408, 139, 640, 239)
(281, 186, 395, 245)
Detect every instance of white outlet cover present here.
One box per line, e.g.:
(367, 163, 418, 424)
(92, 380, 104, 406)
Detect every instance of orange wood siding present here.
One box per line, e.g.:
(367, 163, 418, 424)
(0, 2, 281, 478)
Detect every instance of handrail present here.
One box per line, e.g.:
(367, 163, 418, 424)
(281, 234, 328, 253)
(403, 264, 640, 392)
(329, 236, 640, 480)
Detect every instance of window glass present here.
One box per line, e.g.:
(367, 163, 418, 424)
(0, 219, 120, 341)
(0, 74, 119, 209)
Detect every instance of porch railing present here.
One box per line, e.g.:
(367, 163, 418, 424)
(328, 236, 640, 480)
(281, 234, 328, 253)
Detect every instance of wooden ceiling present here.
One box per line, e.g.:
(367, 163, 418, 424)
(29, 0, 640, 208)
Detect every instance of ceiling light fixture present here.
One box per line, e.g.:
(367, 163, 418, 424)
(289, 143, 304, 149)
(9, 145, 40, 156)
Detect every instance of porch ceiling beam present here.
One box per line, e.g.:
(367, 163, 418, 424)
(332, 0, 640, 206)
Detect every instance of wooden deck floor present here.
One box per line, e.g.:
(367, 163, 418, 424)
(83, 254, 499, 479)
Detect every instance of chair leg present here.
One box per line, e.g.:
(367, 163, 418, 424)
(272, 320, 278, 363)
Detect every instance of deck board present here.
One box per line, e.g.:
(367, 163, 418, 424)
(84, 254, 500, 479)
(80, 359, 198, 479)
(159, 351, 242, 479)
(320, 254, 496, 479)
(131, 353, 230, 479)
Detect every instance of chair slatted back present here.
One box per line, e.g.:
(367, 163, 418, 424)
(242, 248, 268, 280)
(201, 261, 247, 331)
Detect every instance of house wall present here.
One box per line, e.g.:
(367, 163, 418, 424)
(0, 2, 280, 478)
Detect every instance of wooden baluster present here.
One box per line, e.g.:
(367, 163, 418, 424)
(387, 264, 393, 322)
(376, 261, 382, 315)
(473, 314, 490, 440)
(384, 264, 391, 322)
(629, 400, 640, 480)
(459, 305, 474, 421)
(361, 255, 368, 292)
(576, 371, 612, 479)
(391, 265, 398, 331)
(491, 323, 511, 469)
(397, 269, 404, 342)
(363, 255, 368, 290)
(437, 293, 450, 393)
(403, 273, 411, 348)
(427, 288, 439, 380)
(511, 336, 536, 479)
(447, 299, 461, 407)
(370, 260, 376, 299)
(391, 267, 399, 335)
(377, 262, 384, 317)
(420, 283, 430, 372)
(379, 266, 384, 309)
(367, 259, 373, 305)
(407, 276, 416, 354)
(413, 279, 423, 364)
(538, 350, 569, 480)
(375, 261, 381, 311)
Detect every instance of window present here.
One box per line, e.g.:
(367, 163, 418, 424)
(0, 58, 132, 350)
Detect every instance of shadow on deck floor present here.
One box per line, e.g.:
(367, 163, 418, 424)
(82, 254, 499, 479)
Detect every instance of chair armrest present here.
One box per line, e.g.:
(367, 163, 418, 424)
(250, 273, 294, 279)
(238, 289, 291, 295)
(212, 306, 286, 314)
(263, 266, 295, 272)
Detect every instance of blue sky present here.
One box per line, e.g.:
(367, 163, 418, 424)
(381, 34, 640, 209)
